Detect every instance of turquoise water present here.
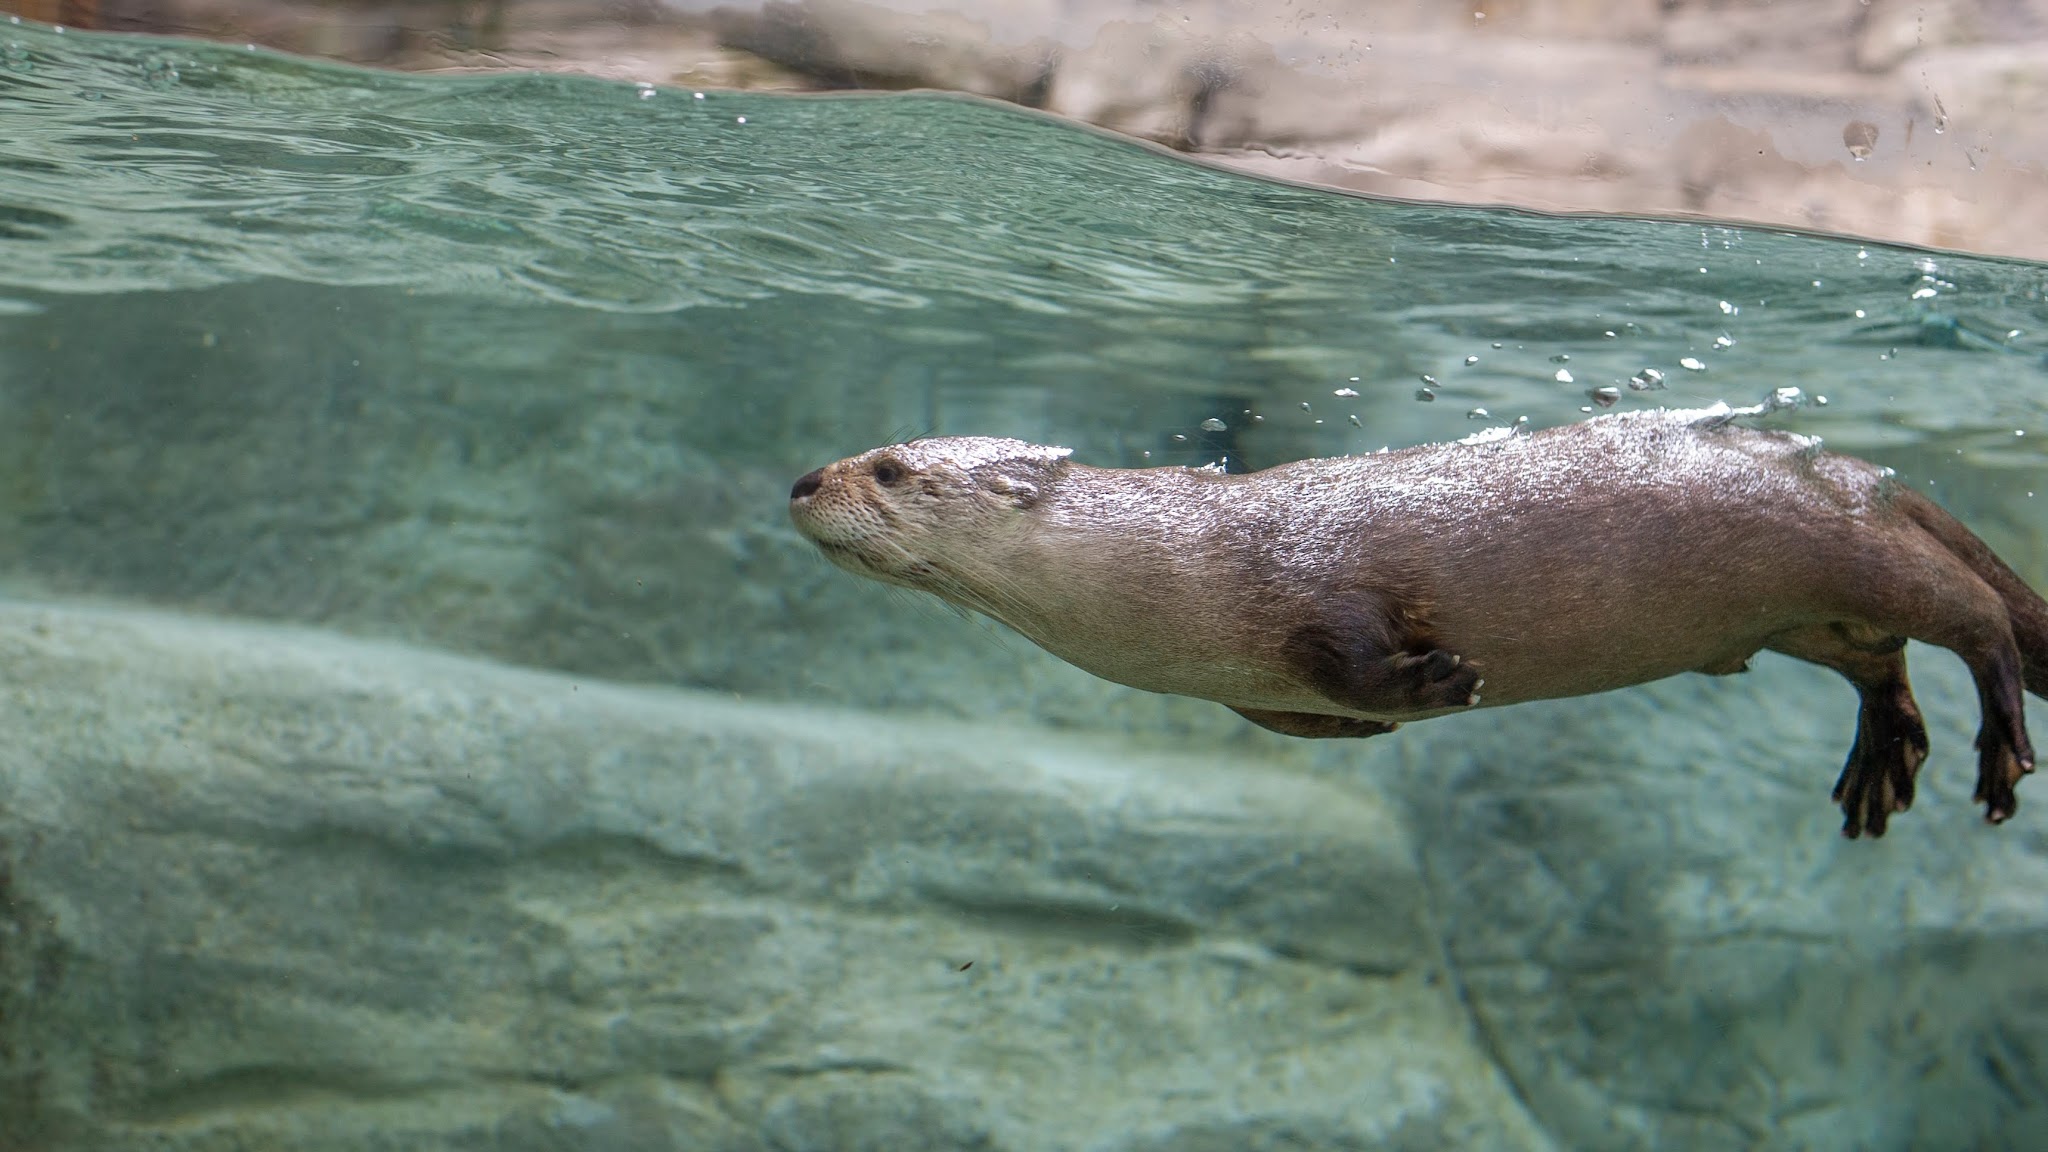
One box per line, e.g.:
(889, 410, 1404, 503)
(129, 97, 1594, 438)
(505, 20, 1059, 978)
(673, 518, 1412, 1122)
(3, 19, 2048, 1152)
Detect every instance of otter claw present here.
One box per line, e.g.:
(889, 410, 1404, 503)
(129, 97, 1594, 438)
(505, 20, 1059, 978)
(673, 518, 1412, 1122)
(1467, 693, 1482, 706)
(1390, 648, 1483, 710)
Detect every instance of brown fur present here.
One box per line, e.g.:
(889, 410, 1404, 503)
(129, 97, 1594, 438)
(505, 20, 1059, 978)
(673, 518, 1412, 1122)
(789, 409, 2048, 838)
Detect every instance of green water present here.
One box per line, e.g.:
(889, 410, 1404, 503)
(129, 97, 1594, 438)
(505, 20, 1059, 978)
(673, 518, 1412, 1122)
(4, 19, 2048, 1152)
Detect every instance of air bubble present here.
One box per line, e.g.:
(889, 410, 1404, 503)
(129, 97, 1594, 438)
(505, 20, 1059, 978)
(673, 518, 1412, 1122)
(1679, 357, 1706, 371)
(1200, 418, 1227, 432)
(1554, 369, 1574, 383)
(1416, 388, 1437, 402)
(1589, 386, 1621, 408)
(1466, 407, 1489, 419)
(1465, 355, 1479, 365)
(1334, 387, 1359, 398)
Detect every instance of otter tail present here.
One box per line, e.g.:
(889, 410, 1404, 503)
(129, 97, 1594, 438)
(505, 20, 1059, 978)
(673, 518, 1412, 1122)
(1897, 487, 2048, 699)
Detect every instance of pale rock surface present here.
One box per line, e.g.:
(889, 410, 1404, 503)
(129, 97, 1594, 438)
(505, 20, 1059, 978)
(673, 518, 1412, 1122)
(4, 602, 2048, 1148)
(0, 599, 1547, 1150)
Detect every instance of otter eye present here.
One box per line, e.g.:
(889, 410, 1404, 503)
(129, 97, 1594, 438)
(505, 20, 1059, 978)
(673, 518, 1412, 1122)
(872, 459, 907, 485)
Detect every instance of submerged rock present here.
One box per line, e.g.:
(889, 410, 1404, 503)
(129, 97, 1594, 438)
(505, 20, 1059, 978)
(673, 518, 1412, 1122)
(2, 600, 2045, 1150)
(0, 600, 1540, 1150)
(1379, 650, 2048, 1151)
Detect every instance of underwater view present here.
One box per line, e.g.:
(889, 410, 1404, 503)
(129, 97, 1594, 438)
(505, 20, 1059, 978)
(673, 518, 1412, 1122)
(3, 15, 2048, 1151)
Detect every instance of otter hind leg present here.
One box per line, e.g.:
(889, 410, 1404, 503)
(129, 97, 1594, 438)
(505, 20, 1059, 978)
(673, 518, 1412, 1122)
(1881, 570, 2037, 825)
(1231, 708, 1400, 740)
(1766, 625, 1929, 839)
(1798, 538, 2038, 829)
(1867, 512, 2039, 824)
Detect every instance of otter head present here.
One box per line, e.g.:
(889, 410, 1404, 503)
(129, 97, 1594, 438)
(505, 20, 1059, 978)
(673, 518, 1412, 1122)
(788, 436, 1073, 598)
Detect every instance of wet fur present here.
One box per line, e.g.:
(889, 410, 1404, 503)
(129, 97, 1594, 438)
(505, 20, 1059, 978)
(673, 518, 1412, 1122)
(789, 410, 2048, 838)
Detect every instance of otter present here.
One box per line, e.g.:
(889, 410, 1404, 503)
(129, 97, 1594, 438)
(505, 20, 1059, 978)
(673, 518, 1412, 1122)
(788, 408, 2048, 838)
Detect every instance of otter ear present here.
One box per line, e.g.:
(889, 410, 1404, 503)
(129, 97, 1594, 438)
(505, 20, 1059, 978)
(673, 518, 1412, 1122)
(986, 474, 1043, 506)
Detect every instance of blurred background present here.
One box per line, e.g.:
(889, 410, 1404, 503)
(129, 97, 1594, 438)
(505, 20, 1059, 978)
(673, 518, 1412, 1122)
(5, 0, 2046, 261)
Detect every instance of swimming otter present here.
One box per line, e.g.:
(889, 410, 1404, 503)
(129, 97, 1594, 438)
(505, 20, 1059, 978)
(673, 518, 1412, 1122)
(788, 408, 2048, 838)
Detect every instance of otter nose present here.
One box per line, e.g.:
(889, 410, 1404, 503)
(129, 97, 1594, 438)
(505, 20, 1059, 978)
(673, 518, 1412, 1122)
(790, 468, 826, 501)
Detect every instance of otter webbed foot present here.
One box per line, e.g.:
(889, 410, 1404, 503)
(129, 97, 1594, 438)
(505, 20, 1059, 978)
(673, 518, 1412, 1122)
(1974, 739, 2029, 826)
(1232, 708, 1400, 740)
(1832, 683, 1929, 839)
(1969, 645, 2035, 826)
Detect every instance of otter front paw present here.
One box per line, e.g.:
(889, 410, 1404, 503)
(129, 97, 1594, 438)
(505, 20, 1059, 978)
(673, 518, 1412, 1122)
(1391, 649, 1484, 709)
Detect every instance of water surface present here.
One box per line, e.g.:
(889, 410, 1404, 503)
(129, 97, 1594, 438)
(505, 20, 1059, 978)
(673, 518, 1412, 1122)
(5, 19, 2047, 468)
